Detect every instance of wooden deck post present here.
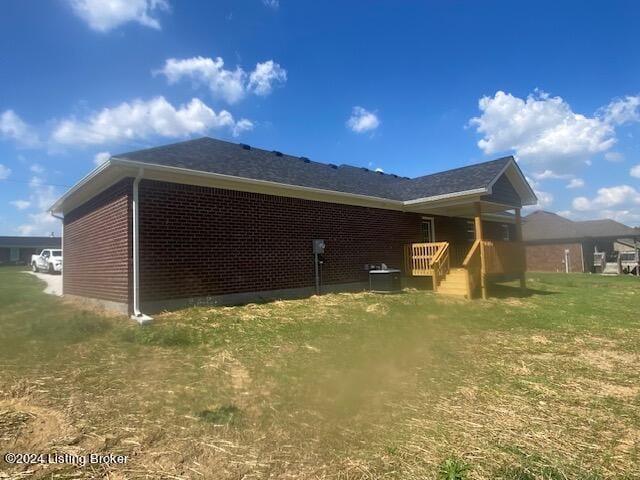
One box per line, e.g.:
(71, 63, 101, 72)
(515, 208, 526, 291)
(474, 202, 487, 299)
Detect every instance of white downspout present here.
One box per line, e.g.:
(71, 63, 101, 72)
(50, 212, 64, 295)
(132, 169, 152, 323)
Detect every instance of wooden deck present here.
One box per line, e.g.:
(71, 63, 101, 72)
(404, 240, 526, 298)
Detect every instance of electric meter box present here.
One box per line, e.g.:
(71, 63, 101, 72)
(312, 239, 325, 254)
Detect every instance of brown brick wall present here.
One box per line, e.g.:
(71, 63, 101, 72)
(60, 175, 522, 307)
(525, 242, 584, 273)
(137, 180, 425, 302)
(63, 179, 132, 304)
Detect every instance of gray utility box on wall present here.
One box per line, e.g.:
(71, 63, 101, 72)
(369, 269, 402, 293)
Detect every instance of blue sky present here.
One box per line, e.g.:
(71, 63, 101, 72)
(1, 0, 640, 235)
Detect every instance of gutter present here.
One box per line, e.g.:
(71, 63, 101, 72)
(131, 168, 152, 324)
(110, 158, 405, 209)
(50, 212, 64, 295)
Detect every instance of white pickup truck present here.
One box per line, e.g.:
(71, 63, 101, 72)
(31, 249, 63, 274)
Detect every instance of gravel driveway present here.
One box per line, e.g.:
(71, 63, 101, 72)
(24, 271, 62, 296)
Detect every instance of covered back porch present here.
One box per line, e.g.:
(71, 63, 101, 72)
(403, 202, 527, 299)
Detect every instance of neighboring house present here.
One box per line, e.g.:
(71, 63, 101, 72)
(50, 137, 537, 319)
(0, 236, 61, 266)
(522, 211, 639, 273)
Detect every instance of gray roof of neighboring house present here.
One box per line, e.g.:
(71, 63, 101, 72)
(115, 137, 515, 202)
(523, 211, 638, 241)
(0, 236, 61, 248)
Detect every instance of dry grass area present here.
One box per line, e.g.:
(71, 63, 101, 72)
(0, 267, 639, 479)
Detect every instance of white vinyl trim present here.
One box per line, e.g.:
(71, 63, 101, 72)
(403, 188, 488, 205)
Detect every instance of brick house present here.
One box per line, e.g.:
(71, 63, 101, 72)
(0, 236, 61, 265)
(50, 137, 537, 321)
(522, 210, 639, 273)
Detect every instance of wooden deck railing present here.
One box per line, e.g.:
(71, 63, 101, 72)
(403, 242, 448, 276)
(482, 240, 525, 275)
(432, 243, 450, 292)
(404, 240, 525, 298)
(462, 239, 482, 298)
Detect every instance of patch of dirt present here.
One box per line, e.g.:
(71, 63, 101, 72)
(230, 363, 251, 392)
(510, 361, 532, 376)
(365, 303, 389, 315)
(584, 380, 640, 399)
(500, 298, 530, 307)
(578, 349, 638, 372)
(201, 350, 251, 395)
(530, 334, 551, 344)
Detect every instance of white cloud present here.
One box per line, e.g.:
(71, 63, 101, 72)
(94, 151, 111, 166)
(0, 164, 11, 179)
(561, 207, 640, 225)
(601, 95, 640, 125)
(470, 90, 617, 173)
(159, 57, 246, 104)
(523, 176, 553, 211)
(51, 96, 252, 147)
(605, 151, 624, 162)
(374, 167, 384, 173)
(28, 176, 59, 210)
(10, 200, 31, 210)
(566, 178, 585, 189)
(29, 164, 44, 174)
(17, 212, 59, 236)
(573, 185, 640, 212)
(15, 167, 62, 235)
(67, 0, 169, 32)
(157, 56, 287, 104)
(232, 119, 254, 137)
(262, 0, 279, 9)
(0, 110, 39, 147)
(248, 60, 287, 96)
(347, 106, 380, 133)
(532, 190, 554, 210)
(532, 169, 572, 180)
(630, 164, 640, 178)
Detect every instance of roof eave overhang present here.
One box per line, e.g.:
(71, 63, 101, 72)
(50, 159, 408, 215)
(50, 157, 539, 216)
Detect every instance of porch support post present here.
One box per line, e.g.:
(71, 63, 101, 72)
(474, 202, 487, 299)
(515, 208, 526, 291)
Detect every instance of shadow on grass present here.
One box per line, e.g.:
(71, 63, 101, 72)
(487, 283, 558, 299)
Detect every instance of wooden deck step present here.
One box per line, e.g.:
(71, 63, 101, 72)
(436, 268, 468, 297)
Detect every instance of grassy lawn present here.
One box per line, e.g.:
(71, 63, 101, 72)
(0, 266, 639, 479)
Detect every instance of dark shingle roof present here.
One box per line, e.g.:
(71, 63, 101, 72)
(0, 236, 61, 248)
(523, 211, 638, 241)
(115, 137, 513, 202)
(402, 157, 511, 199)
(575, 219, 639, 237)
